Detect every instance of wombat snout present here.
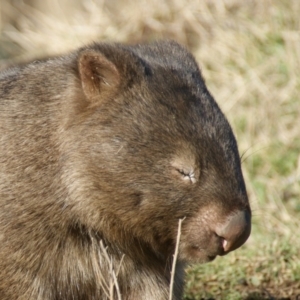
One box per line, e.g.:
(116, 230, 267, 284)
(215, 210, 251, 254)
(181, 205, 251, 263)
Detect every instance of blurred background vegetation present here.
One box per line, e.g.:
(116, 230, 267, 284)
(0, 0, 299, 299)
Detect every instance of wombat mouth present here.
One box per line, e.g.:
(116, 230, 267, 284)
(207, 256, 217, 262)
(187, 246, 220, 263)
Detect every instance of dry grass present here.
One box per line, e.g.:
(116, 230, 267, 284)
(1, 0, 300, 299)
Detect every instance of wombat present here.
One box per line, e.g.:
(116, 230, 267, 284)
(0, 40, 251, 300)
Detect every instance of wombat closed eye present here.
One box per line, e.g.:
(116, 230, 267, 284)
(0, 40, 251, 300)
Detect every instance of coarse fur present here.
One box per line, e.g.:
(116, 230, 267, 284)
(0, 40, 251, 299)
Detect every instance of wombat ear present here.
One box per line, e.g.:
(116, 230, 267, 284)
(78, 50, 120, 103)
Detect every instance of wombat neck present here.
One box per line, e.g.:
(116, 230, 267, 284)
(34, 225, 184, 300)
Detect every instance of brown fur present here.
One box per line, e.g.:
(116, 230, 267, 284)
(0, 40, 251, 299)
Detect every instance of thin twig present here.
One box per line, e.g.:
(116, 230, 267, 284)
(169, 217, 185, 300)
(99, 240, 123, 300)
(112, 267, 122, 300)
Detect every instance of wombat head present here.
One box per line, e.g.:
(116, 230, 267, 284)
(64, 40, 251, 264)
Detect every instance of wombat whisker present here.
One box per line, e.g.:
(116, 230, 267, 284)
(241, 145, 269, 164)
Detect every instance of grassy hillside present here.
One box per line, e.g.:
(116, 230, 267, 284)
(1, 0, 299, 298)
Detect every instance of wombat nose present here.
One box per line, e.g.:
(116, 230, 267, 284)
(215, 210, 251, 253)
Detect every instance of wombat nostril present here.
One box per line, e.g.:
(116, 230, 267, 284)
(222, 238, 228, 250)
(215, 210, 251, 253)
